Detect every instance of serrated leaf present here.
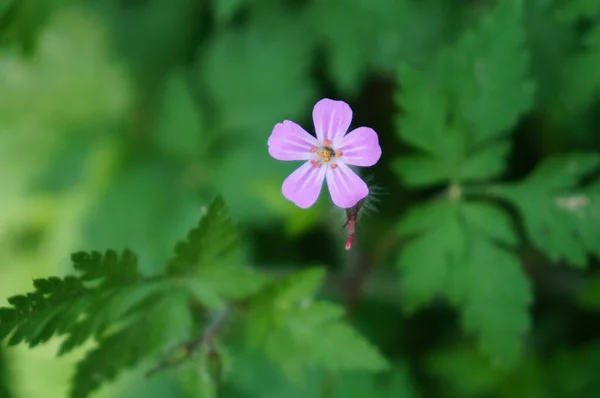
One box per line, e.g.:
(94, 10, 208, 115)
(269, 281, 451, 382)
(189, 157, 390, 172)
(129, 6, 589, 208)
(396, 199, 465, 310)
(70, 289, 193, 398)
(395, 63, 452, 157)
(557, 22, 600, 115)
(397, 197, 531, 367)
(451, 237, 532, 368)
(201, 13, 314, 136)
(246, 268, 387, 377)
(167, 195, 240, 276)
(494, 153, 600, 266)
(460, 140, 512, 181)
(312, 0, 455, 95)
(310, 322, 389, 372)
(450, 0, 534, 143)
(394, 1, 532, 187)
(461, 201, 518, 246)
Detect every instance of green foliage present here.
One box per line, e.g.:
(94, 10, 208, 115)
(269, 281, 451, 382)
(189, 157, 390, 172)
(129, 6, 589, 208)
(332, 366, 416, 398)
(246, 268, 389, 377)
(3, 0, 600, 397)
(394, 0, 533, 187)
(397, 198, 532, 368)
(0, 197, 386, 397)
(493, 153, 600, 267)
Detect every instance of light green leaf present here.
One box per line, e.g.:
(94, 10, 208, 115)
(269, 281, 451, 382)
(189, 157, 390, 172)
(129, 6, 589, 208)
(494, 153, 600, 266)
(82, 159, 201, 273)
(201, 13, 314, 136)
(246, 268, 388, 376)
(166, 195, 240, 276)
(154, 71, 206, 161)
(185, 263, 271, 309)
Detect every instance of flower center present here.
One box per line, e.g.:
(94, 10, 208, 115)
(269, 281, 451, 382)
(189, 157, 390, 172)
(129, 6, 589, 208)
(310, 139, 343, 169)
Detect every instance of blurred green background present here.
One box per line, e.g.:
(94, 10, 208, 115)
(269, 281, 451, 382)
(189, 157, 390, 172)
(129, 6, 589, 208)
(2, 0, 600, 397)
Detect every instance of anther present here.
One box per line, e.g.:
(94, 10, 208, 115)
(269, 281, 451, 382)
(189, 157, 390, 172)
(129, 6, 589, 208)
(311, 146, 318, 153)
(310, 160, 321, 168)
(335, 151, 343, 158)
(330, 164, 338, 169)
(323, 139, 332, 147)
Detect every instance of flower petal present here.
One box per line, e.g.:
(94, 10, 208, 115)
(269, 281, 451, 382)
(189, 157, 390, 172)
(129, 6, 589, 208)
(312, 98, 353, 146)
(282, 161, 327, 208)
(338, 127, 382, 167)
(326, 162, 368, 208)
(268, 120, 318, 161)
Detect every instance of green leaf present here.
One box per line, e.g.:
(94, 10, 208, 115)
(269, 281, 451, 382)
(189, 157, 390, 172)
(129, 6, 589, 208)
(0, 250, 144, 347)
(460, 140, 512, 181)
(201, 12, 314, 136)
(494, 153, 600, 266)
(460, 201, 518, 246)
(395, 63, 453, 157)
(333, 365, 417, 398)
(166, 195, 240, 276)
(154, 71, 207, 161)
(82, 158, 201, 273)
(555, 0, 600, 21)
(451, 236, 532, 368)
(394, 0, 533, 187)
(396, 199, 465, 310)
(450, 0, 534, 143)
(71, 288, 193, 398)
(311, 0, 457, 95)
(556, 22, 600, 115)
(185, 263, 271, 309)
(212, 0, 247, 23)
(397, 198, 531, 367)
(246, 268, 388, 377)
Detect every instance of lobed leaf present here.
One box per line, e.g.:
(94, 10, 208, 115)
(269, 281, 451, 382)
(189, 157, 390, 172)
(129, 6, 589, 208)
(397, 198, 531, 368)
(246, 268, 388, 377)
(167, 195, 240, 276)
(394, 0, 533, 187)
(494, 153, 600, 266)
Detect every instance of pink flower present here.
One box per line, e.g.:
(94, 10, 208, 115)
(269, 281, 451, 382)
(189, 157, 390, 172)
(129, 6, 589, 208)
(268, 98, 382, 209)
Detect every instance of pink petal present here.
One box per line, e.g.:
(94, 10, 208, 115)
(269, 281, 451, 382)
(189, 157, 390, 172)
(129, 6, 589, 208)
(282, 161, 327, 208)
(268, 121, 318, 161)
(312, 98, 353, 146)
(337, 127, 382, 167)
(326, 162, 368, 208)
